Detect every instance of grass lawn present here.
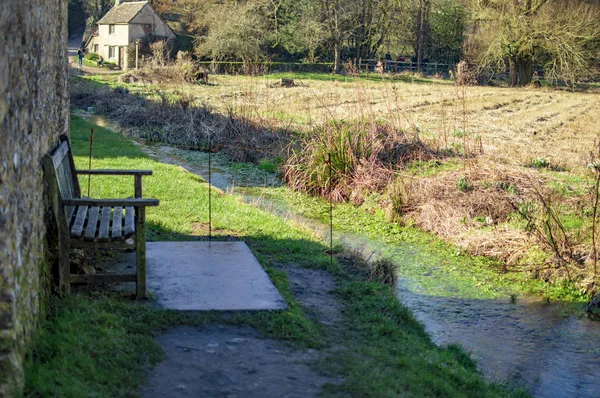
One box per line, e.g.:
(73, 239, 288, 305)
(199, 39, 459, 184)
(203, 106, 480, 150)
(22, 116, 525, 397)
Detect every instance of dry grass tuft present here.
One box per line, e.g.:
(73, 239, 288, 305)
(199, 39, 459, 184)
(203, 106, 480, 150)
(284, 120, 439, 202)
(369, 258, 398, 286)
(397, 163, 550, 266)
(336, 248, 397, 286)
(407, 162, 534, 233)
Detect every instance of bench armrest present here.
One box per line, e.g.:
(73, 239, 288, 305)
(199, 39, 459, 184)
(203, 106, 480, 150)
(62, 198, 159, 207)
(77, 169, 153, 176)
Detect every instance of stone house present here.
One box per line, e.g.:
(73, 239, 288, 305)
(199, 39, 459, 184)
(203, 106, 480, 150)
(86, 0, 175, 69)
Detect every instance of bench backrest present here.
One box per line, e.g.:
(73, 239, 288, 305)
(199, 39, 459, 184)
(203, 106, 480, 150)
(51, 139, 80, 200)
(43, 135, 81, 224)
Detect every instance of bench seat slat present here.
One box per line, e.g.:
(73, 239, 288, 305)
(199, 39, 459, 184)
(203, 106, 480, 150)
(112, 206, 122, 238)
(124, 206, 135, 237)
(77, 170, 153, 176)
(70, 274, 137, 284)
(71, 206, 88, 238)
(84, 207, 100, 240)
(63, 198, 159, 207)
(98, 207, 111, 240)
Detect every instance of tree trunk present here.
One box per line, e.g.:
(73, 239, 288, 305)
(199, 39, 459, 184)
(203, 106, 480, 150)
(415, 1, 423, 72)
(517, 57, 533, 86)
(308, 46, 316, 64)
(415, 0, 430, 72)
(509, 58, 518, 87)
(334, 42, 342, 73)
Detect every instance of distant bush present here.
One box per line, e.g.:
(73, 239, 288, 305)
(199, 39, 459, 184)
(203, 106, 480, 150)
(85, 52, 100, 61)
(132, 49, 208, 84)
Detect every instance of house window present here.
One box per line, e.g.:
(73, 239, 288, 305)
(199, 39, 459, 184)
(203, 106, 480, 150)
(93, 44, 98, 53)
(109, 24, 115, 35)
(109, 46, 116, 59)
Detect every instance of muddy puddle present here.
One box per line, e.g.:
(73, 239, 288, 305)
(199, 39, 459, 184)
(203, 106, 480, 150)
(82, 113, 600, 397)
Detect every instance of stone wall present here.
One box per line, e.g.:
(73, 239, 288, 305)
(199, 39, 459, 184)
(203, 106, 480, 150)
(0, 1, 69, 395)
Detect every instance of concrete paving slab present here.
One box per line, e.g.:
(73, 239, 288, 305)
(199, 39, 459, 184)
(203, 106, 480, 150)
(146, 242, 287, 311)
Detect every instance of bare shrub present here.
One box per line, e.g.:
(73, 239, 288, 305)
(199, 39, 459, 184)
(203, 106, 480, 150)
(123, 49, 209, 85)
(172, 51, 207, 84)
(455, 60, 476, 86)
(342, 59, 359, 77)
(507, 174, 592, 286)
(150, 40, 169, 67)
(243, 59, 270, 76)
(70, 78, 288, 162)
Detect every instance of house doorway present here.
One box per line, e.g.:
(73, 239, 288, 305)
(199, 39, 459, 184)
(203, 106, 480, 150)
(119, 46, 125, 69)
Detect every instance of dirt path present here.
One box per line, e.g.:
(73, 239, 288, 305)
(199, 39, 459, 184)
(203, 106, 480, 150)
(68, 27, 84, 58)
(139, 267, 343, 397)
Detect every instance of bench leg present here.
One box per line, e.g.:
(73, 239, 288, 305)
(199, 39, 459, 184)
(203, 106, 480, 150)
(135, 208, 147, 299)
(59, 238, 71, 295)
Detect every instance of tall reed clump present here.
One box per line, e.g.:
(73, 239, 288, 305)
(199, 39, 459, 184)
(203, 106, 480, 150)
(284, 120, 434, 202)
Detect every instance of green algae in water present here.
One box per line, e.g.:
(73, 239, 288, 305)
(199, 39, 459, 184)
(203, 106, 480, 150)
(256, 187, 584, 302)
(171, 148, 281, 187)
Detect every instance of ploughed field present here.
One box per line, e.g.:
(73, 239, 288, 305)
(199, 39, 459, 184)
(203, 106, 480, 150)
(142, 74, 600, 171)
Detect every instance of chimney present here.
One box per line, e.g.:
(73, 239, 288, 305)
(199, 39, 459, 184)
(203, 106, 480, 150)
(115, 0, 122, 6)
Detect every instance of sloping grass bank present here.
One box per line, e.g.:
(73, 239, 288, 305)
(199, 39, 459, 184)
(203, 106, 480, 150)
(23, 116, 524, 397)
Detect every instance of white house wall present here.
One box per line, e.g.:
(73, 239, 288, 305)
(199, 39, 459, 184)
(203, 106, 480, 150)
(99, 23, 130, 46)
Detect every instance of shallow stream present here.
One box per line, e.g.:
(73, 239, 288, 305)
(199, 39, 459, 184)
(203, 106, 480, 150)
(84, 114, 600, 397)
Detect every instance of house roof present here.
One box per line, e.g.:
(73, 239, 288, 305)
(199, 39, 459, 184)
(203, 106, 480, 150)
(97, 1, 148, 25)
(84, 29, 99, 48)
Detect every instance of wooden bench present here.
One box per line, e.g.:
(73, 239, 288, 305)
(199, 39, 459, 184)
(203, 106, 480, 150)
(42, 135, 159, 298)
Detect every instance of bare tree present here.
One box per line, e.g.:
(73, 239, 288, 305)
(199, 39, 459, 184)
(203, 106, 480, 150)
(467, 0, 600, 86)
(317, 0, 356, 73)
(197, 2, 269, 62)
(82, 0, 112, 24)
